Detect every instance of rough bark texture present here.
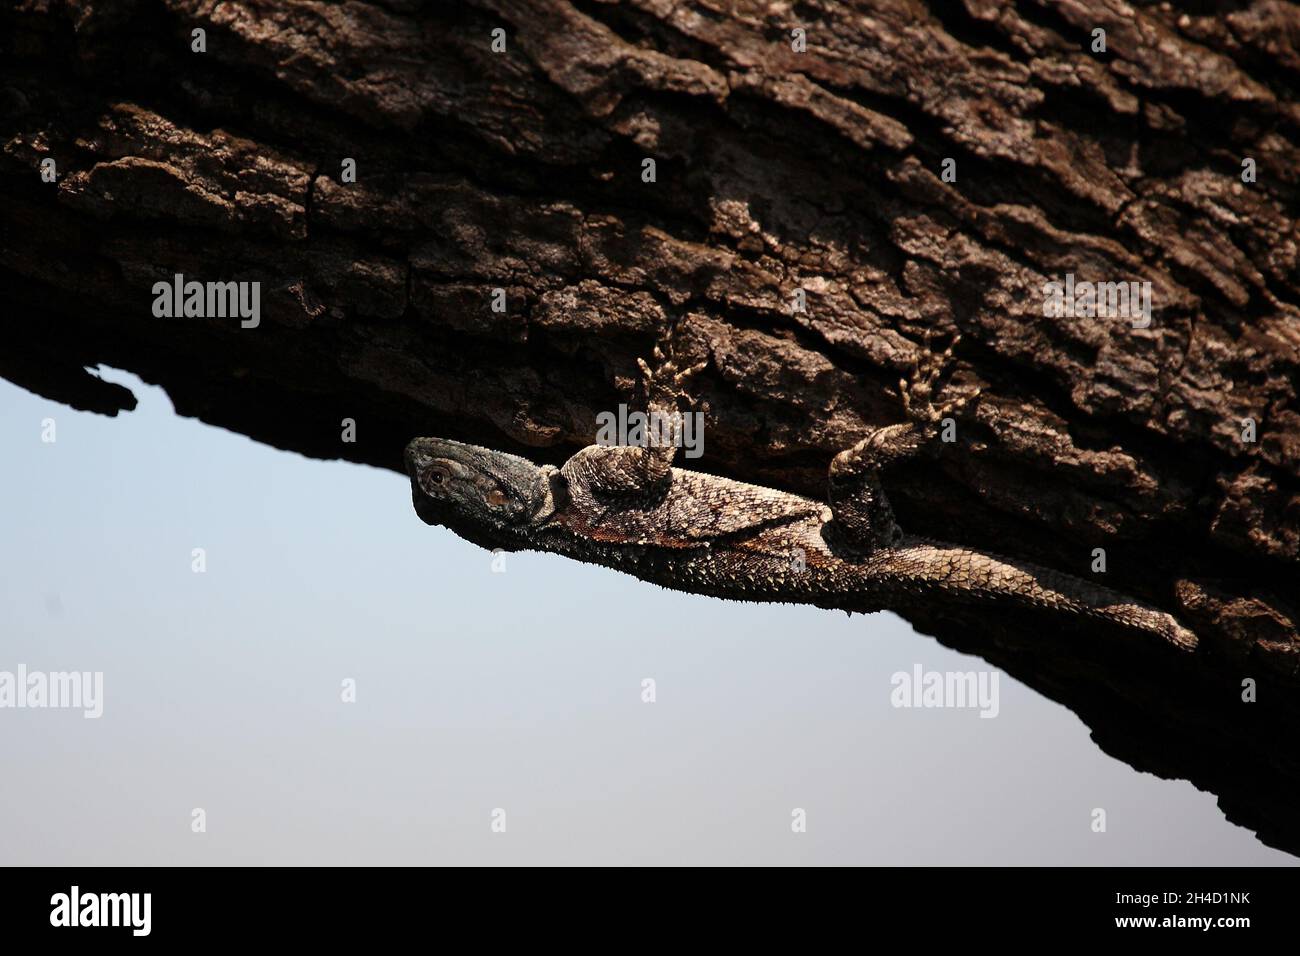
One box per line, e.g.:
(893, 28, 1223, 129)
(3, 1, 1298, 852)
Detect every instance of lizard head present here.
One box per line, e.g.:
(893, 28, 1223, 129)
(404, 437, 559, 552)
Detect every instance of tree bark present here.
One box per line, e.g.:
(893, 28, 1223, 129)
(4, 0, 1299, 852)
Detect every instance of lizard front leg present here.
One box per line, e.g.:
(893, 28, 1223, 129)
(828, 337, 978, 551)
(563, 329, 707, 498)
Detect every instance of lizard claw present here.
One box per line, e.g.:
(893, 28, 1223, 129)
(639, 324, 708, 411)
(675, 359, 708, 388)
(900, 332, 979, 425)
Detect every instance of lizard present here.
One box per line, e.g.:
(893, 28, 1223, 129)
(404, 331, 1198, 653)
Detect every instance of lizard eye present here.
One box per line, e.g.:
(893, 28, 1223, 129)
(420, 462, 451, 494)
(487, 488, 509, 508)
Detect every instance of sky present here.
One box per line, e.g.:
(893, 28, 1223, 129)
(0, 368, 1292, 865)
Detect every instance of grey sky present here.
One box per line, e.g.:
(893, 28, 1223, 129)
(0, 369, 1291, 865)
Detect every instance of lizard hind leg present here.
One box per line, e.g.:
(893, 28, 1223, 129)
(827, 425, 914, 552)
(828, 334, 979, 552)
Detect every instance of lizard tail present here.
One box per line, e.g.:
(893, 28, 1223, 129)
(869, 538, 1198, 652)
